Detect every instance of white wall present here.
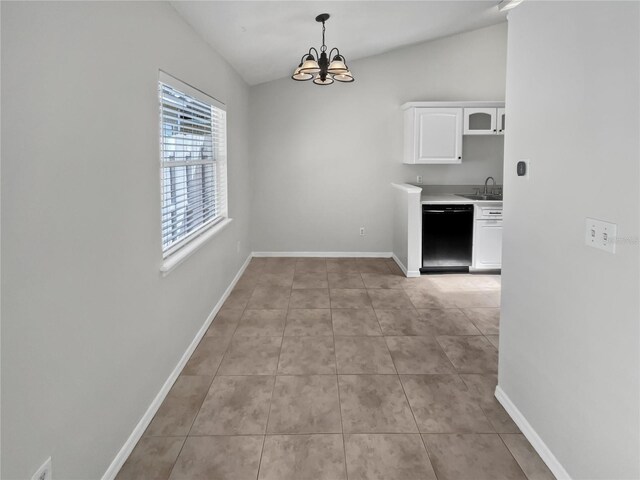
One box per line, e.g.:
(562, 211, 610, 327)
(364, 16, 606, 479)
(500, 2, 639, 478)
(1, 2, 251, 478)
(249, 23, 507, 253)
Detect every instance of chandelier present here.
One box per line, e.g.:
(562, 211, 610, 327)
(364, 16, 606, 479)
(291, 13, 354, 86)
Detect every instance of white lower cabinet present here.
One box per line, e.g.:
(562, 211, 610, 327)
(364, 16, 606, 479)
(472, 204, 503, 270)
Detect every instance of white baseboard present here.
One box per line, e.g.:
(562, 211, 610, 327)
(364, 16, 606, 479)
(391, 253, 421, 278)
(495, 385, 571, 480)
(252, 251, 393, 258)
(102, 253, 253, 480)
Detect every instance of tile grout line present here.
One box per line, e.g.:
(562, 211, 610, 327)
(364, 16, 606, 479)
(458, 374, 502, 434)
(178, 430, 525, 437)
(256, 264, 293, 480)
(255, 372, 277, 480)
(380, 296, 447, 480)
(332, 306, 350, 480)
(497, 433, 531, 480)
(420, 434, 442, 480)
(320, 256, 350, 480)
(459, 306, 501, 348)
(167, 265, 260, 479)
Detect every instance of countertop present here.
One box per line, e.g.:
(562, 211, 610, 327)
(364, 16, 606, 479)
(421, 193, 503, 205)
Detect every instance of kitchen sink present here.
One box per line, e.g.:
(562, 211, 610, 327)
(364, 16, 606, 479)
(456, 194, 503, 201)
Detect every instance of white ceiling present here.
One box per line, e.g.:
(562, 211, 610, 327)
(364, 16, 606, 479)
(171, 1, 507, 86)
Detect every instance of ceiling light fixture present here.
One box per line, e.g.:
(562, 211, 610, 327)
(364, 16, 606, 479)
(291, 13, 354, 86)
(497, 0, 524, 11)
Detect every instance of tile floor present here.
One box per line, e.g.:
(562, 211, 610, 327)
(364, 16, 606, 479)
(116, 257, 555, 480)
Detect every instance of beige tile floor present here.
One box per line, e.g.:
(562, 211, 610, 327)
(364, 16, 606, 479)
(116, 257, 555, 480)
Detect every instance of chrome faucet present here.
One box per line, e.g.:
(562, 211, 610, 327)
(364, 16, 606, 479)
(483, 176, 496, 194)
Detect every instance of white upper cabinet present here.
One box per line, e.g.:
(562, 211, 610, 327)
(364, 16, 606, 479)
(463, 107, 506, 135)
(464, 107, 497, 135)
(402, 102, 504, 164)
(404, 107, 463, 164)
(497, 107, 506, 135)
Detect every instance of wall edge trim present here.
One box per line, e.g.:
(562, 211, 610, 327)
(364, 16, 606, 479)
(391, 253, 420, 277)
(495, 385, 572, 480)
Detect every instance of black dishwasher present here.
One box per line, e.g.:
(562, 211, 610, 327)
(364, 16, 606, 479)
(421, 204, 474, 273)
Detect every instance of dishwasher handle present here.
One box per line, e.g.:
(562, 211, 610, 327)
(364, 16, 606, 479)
(424, 210, 472, 214)
(423, 205, 474, 214)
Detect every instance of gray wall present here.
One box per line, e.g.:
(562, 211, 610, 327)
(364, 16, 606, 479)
(1, 2, 251, 478)
(249, 23, 507, 253)
(500, 2, 639, 478)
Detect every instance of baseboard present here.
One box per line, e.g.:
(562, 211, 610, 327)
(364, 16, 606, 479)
(252, 251, 393, 258)
(495, 385, 571, 480)
(102, 253, 253, 480)
(391, 253, 421, 278)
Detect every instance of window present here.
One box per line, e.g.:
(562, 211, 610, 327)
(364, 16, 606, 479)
(159, 72, 227, 258)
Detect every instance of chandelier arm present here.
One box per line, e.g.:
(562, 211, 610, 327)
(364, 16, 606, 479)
(308, 47, 319, 59)
(329, 47, 340, 60)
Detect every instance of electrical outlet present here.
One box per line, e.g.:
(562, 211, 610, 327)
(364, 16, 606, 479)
(585, 217, 617, 254)
(416, 175, 423, 184)
(359, 227, 365, 236)
(32, 457, 52, 480)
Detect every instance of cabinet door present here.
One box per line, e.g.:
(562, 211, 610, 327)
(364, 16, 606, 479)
(473, 220, 503, 269)
(497, 107, 506, 135)
(464, 107, 497, 135)
(414, 108, 463, 164)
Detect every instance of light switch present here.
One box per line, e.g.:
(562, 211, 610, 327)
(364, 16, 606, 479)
(585, 217, 617, 254)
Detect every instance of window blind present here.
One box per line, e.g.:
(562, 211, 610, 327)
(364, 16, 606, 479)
(159, 72, 227, 257)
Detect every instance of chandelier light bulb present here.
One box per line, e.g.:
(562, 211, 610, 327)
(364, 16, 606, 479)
(291, 63, 314, 81)
(328, 56, 348, 75)
(333, 71, 354, 83)
(313, 74, 334, 86)
(299, 56, 321, 74)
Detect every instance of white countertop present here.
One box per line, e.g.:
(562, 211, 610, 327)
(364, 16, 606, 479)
(392, 182, 422, 193)
(421, 193, 503, 205)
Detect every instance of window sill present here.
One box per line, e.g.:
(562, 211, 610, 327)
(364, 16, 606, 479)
(160, 218, 233, 276)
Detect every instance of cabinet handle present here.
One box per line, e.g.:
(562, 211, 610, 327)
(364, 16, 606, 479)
(458, 156, 462, 159)
(493, 129, 497, 132)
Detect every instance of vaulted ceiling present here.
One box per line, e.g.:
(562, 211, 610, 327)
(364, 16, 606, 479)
(171, 1, 507, 86)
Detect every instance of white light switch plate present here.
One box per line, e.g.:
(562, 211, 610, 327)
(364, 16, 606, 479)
(585, 217, 617, 253)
